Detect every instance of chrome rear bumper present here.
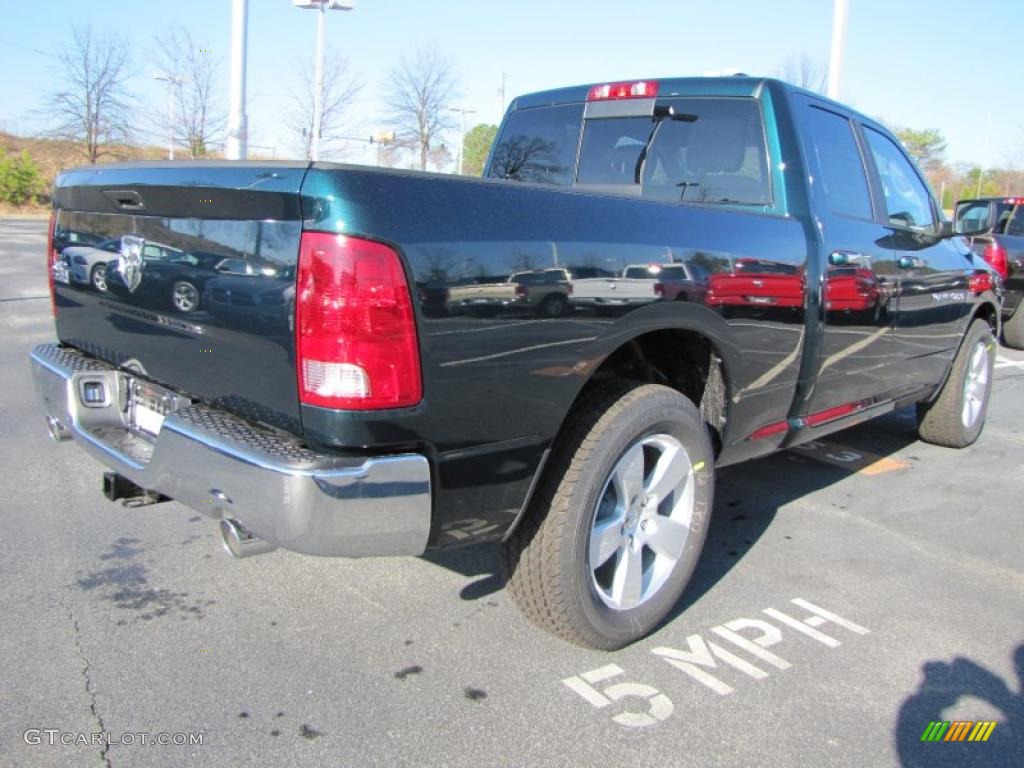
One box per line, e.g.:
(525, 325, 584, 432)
(30, 343, 432, 558)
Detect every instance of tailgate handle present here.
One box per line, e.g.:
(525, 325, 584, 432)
(103, 189, 146, 211)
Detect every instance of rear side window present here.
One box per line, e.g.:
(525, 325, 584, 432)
(487, 104, 582, 185)
(1008, 206, 1024, 237)
(803, 107, 872, 220)
(576, 97, 770, 205)
(994, 203, 1016, 234)
(863, 127, 935, 230)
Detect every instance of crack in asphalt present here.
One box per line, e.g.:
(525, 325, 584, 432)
(61, 594, 113, 768)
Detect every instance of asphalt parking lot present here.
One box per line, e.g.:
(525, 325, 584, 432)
(1, 217, 1022, 768)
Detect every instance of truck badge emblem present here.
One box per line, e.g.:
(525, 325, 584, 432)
(118, 236, 145, 293)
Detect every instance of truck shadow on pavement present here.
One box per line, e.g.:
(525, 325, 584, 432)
(427, 407, 925, 614)
(893, 644, 1023, 767)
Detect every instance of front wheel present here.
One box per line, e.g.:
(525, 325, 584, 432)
(538, 293, 569, 317)
(917, 319, 995, 448)
(1003, 302, 1024, 350)
(171, 281, 200, 313)
(90, 263, 108, 292)
(503, 382, 714, 649)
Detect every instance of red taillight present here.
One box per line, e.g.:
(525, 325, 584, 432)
(295, 232, 421, 410)
(654, 282, 665, 296)
(1003, 197, 1024, 206)
(967, 271, 994, 294)
(587, 80, 659, 101)
(515, 284, 527, 298)
(981, 241, 1009, 281)
(47, 211, 58, 317)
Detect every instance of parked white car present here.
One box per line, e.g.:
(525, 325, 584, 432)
(63, 239, 122, 291)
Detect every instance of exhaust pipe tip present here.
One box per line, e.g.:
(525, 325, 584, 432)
(47, 416, 71, 442)
(220, 518, 276, 559)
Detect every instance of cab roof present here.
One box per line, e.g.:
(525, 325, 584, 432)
(509, 76, 775, 110)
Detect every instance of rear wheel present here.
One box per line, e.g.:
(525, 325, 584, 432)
(1003, 302, 1024, 349)
(538, 293, 569, 317)
(90, 263, 108, 292)
(503, 382, 714, 649)
(917, 319, 995, 448)
(172, 281, 200, 313)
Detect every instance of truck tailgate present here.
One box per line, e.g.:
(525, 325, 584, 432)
(51, 163, 308, 434)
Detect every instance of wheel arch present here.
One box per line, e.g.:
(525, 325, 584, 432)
(502, 311, 736, 542)
(971, 297, 1000, 334)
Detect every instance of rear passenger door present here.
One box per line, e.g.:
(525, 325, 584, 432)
(797, 98, 897, 415)
(859, 125, 971, 393)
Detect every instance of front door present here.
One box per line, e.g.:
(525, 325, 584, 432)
(858, 125, 971, 394)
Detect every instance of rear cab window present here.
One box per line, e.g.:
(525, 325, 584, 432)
(577, 98, 770, 205)
(488, 91, 773, 208)
(487, 104, 582, 185)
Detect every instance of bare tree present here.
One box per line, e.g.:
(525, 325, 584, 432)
(286, 50, 362, 160)
(382, 48, 459, 171)
(777, 54, 827, 94)
(153, 25, 226, 158)
(43, 25, 133, 163)
(377, 140, 405, 168)
(428, 143, 453, 173)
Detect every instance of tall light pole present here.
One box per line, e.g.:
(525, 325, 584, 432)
(154, 73, 187, 160)
(827, 0, 849, 99)
(227, 0, 249, 159)
(294, 0, 355, 161)
(449, 106, 476, 175)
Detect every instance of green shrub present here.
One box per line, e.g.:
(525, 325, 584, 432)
(0, 150, 44, 205)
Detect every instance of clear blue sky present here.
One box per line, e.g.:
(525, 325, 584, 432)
(0, 0, 1020, 168)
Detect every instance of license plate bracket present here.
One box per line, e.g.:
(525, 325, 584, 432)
(128, 379, 180, 438)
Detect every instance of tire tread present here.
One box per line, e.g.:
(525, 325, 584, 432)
(503, 381, 705, 649)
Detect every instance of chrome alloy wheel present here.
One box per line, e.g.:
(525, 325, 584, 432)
(91, 264, 108, 292)
(588, 433, 695, 611)
(172, 282, 199, 313)
(961, 341, 990, 429)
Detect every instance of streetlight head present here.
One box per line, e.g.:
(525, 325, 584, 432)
(292, 0, 355, 8)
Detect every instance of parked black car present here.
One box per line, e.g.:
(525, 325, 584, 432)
(105, 248, 223, 314)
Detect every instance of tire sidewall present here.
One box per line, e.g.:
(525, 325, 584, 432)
(565, 388, 714, 646)
(91, 263, 107, 292)
(173, 281, 199, 312)
(1004, 302, 1024, 349)
(955, 322, 996, 444)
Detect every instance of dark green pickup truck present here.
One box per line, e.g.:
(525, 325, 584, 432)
(32, 76, 1001, 648)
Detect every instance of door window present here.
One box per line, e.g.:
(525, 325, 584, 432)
(863, 127, 935, 231)
(803, 107, 873, 220)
